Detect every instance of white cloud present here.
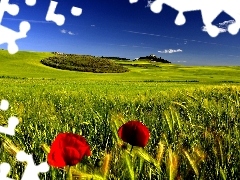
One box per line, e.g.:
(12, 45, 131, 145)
(60, 29, 76, 35)
(202, 20, 235, 33)
(91, 25, 95, 27)
(177, 60, 186, 63)
(61, 29, 67, 33)
(172, 60, 187, 63)
(68, 31, 75, 35)
(158, 49, 183, 53)
(219, 20, 235, 26)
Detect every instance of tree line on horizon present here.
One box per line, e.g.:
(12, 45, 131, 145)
(51, 52, 171, 63)
(138, 55, 171, 63)
(42, 54, 129, 73)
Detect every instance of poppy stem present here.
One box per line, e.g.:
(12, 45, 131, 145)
(130, 145, 133, 153)
(67, 166, 73, 180)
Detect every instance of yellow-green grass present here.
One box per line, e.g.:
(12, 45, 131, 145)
(1, 85, 240, 179)
(0, 50, 240, 179)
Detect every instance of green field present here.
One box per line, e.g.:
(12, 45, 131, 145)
(0, 50, 240, 179)
(1, 50, 240, 83)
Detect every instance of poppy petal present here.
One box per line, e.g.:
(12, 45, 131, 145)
(47, 150, 66, 168)
(118, 120, 150, 147)
(47, 132, 91, 168)
(64, 146, 82, 166)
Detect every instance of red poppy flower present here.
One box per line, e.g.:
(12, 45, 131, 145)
(47, 133, 91, 168)
(118, 120, 150, 148)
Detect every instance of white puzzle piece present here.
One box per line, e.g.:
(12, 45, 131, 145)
(0, 163, 14, 180)
(0, 116, 19, 136)
(45, 0, 65, 26)
(0, 99, 9, 111)
(0, 0, 32, 54)
(71, 6, 82, 16)
(130, 0, 240, 37)
(25, 0, 37, 6)
(16, 151, 49, 180)
(0, 21, 30, 54)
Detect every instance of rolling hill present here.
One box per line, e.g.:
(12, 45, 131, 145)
(0, 50, 240, 83)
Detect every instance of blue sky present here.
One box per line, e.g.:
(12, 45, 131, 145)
(1, 0, 240, 65)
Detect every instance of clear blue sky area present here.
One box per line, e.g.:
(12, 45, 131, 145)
(1, 0, 240, 65)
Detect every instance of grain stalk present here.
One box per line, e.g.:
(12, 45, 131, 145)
(167, 148, 178, 180)
(183, 149, 199, 177)
(124, 152, 135, 180)
(155, 141, 165, 166)
(101, 153, 111, 179)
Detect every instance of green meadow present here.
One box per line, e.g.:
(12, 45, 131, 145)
(0, 50, 240, 179)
